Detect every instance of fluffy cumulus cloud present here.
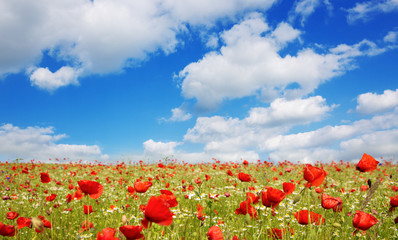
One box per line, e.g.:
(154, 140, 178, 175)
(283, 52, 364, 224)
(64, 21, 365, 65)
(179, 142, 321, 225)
(181, 96, 335, 161)
(0, 0, 277, 91)
(346, 0, 398, 23)
(0, 124, 107, 162)
(143, 139, 181, 159)
(161, 107, 192, 122)
(177, 13, 388, 111)
(245, 96, 335, 126)
(29, 67, 81, 91)
(356, 89, 398, 114)
(155, 91, 398, 163)
(339, 129, 398, 160)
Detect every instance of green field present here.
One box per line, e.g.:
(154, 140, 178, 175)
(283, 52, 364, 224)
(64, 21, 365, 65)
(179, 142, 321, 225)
(0, 156, 397, 239)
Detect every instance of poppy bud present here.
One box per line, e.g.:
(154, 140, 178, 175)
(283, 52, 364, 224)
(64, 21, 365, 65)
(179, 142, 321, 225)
(293, 194, 301, 204)
(367, 179, 372, 188)
(245, 214, 251, 222)
(122, 215, 127, 224)
(332, 223, 341, 228)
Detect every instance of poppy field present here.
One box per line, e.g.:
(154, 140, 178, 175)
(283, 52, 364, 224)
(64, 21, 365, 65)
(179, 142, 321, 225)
(1, 153, 398, 239)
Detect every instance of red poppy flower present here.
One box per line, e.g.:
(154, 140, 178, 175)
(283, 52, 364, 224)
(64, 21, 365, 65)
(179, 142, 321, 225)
(390, 196, 398, 207)
(261, 187, 286, 209)
(6, 211, 19, 220)
(80, 221, 94, 232)
(237, 172, 252, 182)
(66, 193, 73, 203)
(158, 190, 178, 208)
(246, 192, 260, 204)
(321, 193, 343, 212)
(315, 188, 323, 194)
(352, 211, 378, 231)
(133, 181, 152, 193)
(197, 204, 205, 221)
(141, 196, 174, 228)
(127, 186, 135, 195)
(235, 200, 257, 219)
(267, 228, 293, 239)
(261, 190, 272, 207)
(303, 164, 326, 187)
(294, 210, 325, 225)
(282, 182, 295, 195)
(267, 187, 286, 206)
(84, 205, 94, 214)
(195, 177, 202, 185)
(227, 170, 234, 176)
(40, 172, 51, 183)
(22, 167, 29, 174)
(78, 180, 103, 199)
(17, 217, 32, 229)
(73, 189, 84, 200)
(360, 185, 369, 192)
(46, 193, 57, 202)
(0, 222, 16, 237)
(119, 225, 144, 240)
(97, 227, 120, 240)
(207, 225, 223, 240)
(356, 153, 379, 172)
(34, 216, 51, 233)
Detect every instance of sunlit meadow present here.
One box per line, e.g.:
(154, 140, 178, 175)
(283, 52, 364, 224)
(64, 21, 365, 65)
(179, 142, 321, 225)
(0, 154, 397, 239)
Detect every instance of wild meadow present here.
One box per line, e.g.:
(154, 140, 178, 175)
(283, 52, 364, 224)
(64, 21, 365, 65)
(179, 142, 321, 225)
(0, 153, 397, 239)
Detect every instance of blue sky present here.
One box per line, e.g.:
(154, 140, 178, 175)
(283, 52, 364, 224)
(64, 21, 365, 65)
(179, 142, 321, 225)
(1, 0, 398, 163)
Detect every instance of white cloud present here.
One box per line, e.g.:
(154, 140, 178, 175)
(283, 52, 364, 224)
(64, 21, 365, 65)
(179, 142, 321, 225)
(356, 89, 398, 114)
(263, 109, 398, 151)
(0, 124, 106, 161)
(339, 129, 398, 161)
(143, 139, 181, 158)
(269, 148, 339, 164)
(184, 96, 335, 154)
(346, 0, 398, 23)
(178, 94, 398, 163)
(330, 39, 387, 58)
(163, 0, 276, 26)
(245, 96, 335, 126)
(161, 107, 192, 122)
(384, 31, 398, 43)
(271, 22, 301, 45)
(289, 0, 321, 26)
(205, 33, 219, 49)
(29, 66, 81, 91)
(177, 14, 388, 111)
(0, 0, 277, 90)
